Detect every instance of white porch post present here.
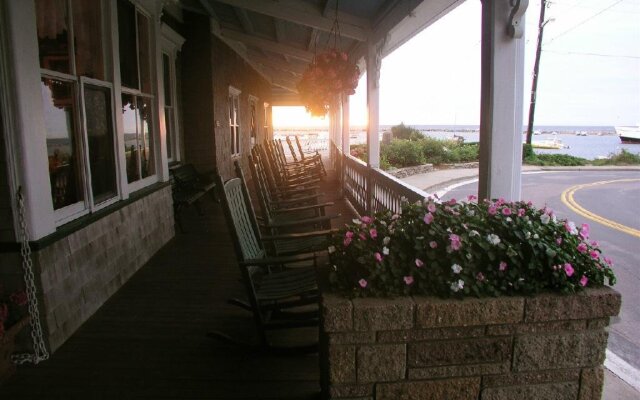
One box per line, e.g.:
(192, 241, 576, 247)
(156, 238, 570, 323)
(366, 41, 381, 169)
(342, 95, 350, 154)
(1, 0, 56, 240)
(478, 0, 527, 201)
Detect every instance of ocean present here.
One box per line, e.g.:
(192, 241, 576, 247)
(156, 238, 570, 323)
(274, 125, 639, 160)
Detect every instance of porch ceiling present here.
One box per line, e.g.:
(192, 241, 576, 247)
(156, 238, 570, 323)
(179, 0, 463, 105)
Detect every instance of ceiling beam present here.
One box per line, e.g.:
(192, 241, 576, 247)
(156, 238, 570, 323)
(323, 0, 337, 18)
(271, 78, 298, 93)
(274, 19, 285, 43)
(234, 7, 254, 34)
(247, 51, 305, 77)
(307, 29, 319, 51)
(212, 0, 370, 41)
(198, 0, 219, 19)
(221, 28, 315, 62)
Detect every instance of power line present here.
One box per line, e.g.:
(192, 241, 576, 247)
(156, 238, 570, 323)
(542, 49, 640, 59)
(544, 0, 625, 45)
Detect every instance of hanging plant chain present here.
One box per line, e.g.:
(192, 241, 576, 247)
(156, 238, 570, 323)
(12, 187, 49, 365)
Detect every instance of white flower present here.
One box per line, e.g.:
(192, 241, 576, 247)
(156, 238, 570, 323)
(352, 219, 362, 225)
(469, 230, 480, 237)
(382, 246, 390, 255)
(540, 214, 550, 225)
(383, 236, 391, 245)
(466, 253, 473, 260)
(533, 234, 539, 239)
(380, 220, 387, 226)
(451, 264, 463, 274)
(506, 217, 512, 222)
(487, 234, 501, 245)
(450, 279, 465, 292)
(551, 214, 557, 223)
(525, 231, 531, 239)
(416, 236, 424, 240)
(467, 210, 475, 217)
(328, 245, 336, 254)
(567, 221, 578, 235)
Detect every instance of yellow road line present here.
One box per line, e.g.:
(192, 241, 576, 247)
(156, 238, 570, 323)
(560, 179, 640, 238)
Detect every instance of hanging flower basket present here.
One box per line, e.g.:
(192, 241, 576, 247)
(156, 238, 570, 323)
(298, 50, 360, 117)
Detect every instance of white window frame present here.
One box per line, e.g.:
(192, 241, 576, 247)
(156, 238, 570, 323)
(160, 23, 185, 163)
(263, 102, 270, 141)
(229, 86, 241, 157)
(37, 0, 120, 226)
(248, 95, 258, 149)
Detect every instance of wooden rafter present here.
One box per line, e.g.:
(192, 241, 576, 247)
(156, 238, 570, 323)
(234, 7, 254, 34)
(221, 28, 315, 62)
(212, 0, 370, 41)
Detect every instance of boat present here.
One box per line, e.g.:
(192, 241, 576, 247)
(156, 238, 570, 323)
(531, 138, 566, 150)
(576, 131, 588, 136)
(616, 126, 640, 144)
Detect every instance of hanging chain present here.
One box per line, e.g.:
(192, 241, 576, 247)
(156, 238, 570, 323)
(12, 187, 49, 365)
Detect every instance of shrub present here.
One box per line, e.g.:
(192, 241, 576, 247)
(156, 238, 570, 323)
(382, 139, 425, 167)
(391, 123, 423, 141)
(328, 197, 616, 298)
(524, 153, 587, 166)
(592, 149, 640, 166)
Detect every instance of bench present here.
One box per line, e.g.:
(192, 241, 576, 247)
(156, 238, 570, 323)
(170, 164, 218, 232)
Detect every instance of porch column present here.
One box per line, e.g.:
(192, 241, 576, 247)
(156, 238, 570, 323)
(1, 0, 56, 239)
(341, 95, 350, 154)
(366, 41, 381, 169)
(478, 0, 527, 201)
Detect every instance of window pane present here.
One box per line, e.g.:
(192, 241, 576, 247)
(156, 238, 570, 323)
(137, 12, 152, 94)
(162, 54, 172, 106)
(122, 94, 140, 183)
(72, 0, 104, 80)
(138, 97, 155, 178)
(41, 78, 83, 209)
(117, 0, 138, 89)
(84, 84, 117, 203)
(36, 0, 71, 74)
(164, 106, 173, 159)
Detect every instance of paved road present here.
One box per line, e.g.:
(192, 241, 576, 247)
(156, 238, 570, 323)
(442, 171, 640, 373)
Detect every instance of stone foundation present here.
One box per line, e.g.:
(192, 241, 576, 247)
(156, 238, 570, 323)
(321, 287, 620, 400)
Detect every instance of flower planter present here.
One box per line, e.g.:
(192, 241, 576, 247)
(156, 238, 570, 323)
(0, 317, 29, 384)
(320, 287, 620, 400)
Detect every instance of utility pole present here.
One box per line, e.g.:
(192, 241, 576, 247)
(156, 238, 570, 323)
(526, 0, 550, 145)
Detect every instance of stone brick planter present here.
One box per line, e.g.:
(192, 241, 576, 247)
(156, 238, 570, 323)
(320, 287, 620, 400)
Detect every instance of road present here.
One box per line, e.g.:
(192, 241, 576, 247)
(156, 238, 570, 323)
(442, 171, 640, 373)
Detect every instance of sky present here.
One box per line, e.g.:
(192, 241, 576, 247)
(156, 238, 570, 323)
(272, 0, 640, 128)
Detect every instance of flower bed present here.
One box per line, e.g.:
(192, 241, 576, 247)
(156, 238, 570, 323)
(321, 197, 619, 399)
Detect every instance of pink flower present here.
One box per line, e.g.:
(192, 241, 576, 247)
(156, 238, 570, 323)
(590, 241, 599, 247)
(564, 263, 574, 277)
(374, 252, 383, 263)
(361, 216, 372, 224)
(476, 272, 485, 282)
(423, 213, 434, 224)
(343, 237, 352, 247)
(589, 250, 599, 260)
(404, 276, 414, 285)
(502, 207, 512, 216)
(496, 198, 505, 206)
(359, 233, 367, 241)
(499, 261, 508, 271)
(467, 194, 477, 201)
(577, 243, 588, 253)
(527, 201, 533, 206)
(579, 223, 590, 239)
(345, 231, 354, 239)
(427, 203, 437, 213)
(449, 234, 462, 251)
(580, 275, 588, 287)
(448, 198, 457, 205)
(604, 257, 613, 266)
(429, 241, 438, 249)
(518, 208, 526, 217)
(556, 237, 563, 245)
(415, 258, 424, 268)
(369, 228, 378, 239)
(358, 279, 368, 288)
(488, 206, 497, 216)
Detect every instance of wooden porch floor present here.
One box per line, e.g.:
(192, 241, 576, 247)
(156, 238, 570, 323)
(2, 164, 353, 399)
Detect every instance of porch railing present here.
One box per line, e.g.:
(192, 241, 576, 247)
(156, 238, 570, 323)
(333, 142, 429, 216)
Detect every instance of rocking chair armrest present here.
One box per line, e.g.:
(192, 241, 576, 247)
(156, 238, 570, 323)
(240, 253, 317, 267)
(265, 215, 336, 229)
(271, 194, 324, 206)
(271, 202, 335, 214)
(274, 185, 320, 194)
(262, 228, 337, 241)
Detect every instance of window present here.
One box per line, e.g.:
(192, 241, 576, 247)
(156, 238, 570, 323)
(249, 96, 257, 148)
(36, 0, 118, 222)
(229, 87, 241, 156)
(160, 24, 185, 163)
(263, 102, 271, 140)
(118, 0, 156, 186)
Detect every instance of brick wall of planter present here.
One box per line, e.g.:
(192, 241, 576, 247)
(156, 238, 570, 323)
(321, 287, 620, 400)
